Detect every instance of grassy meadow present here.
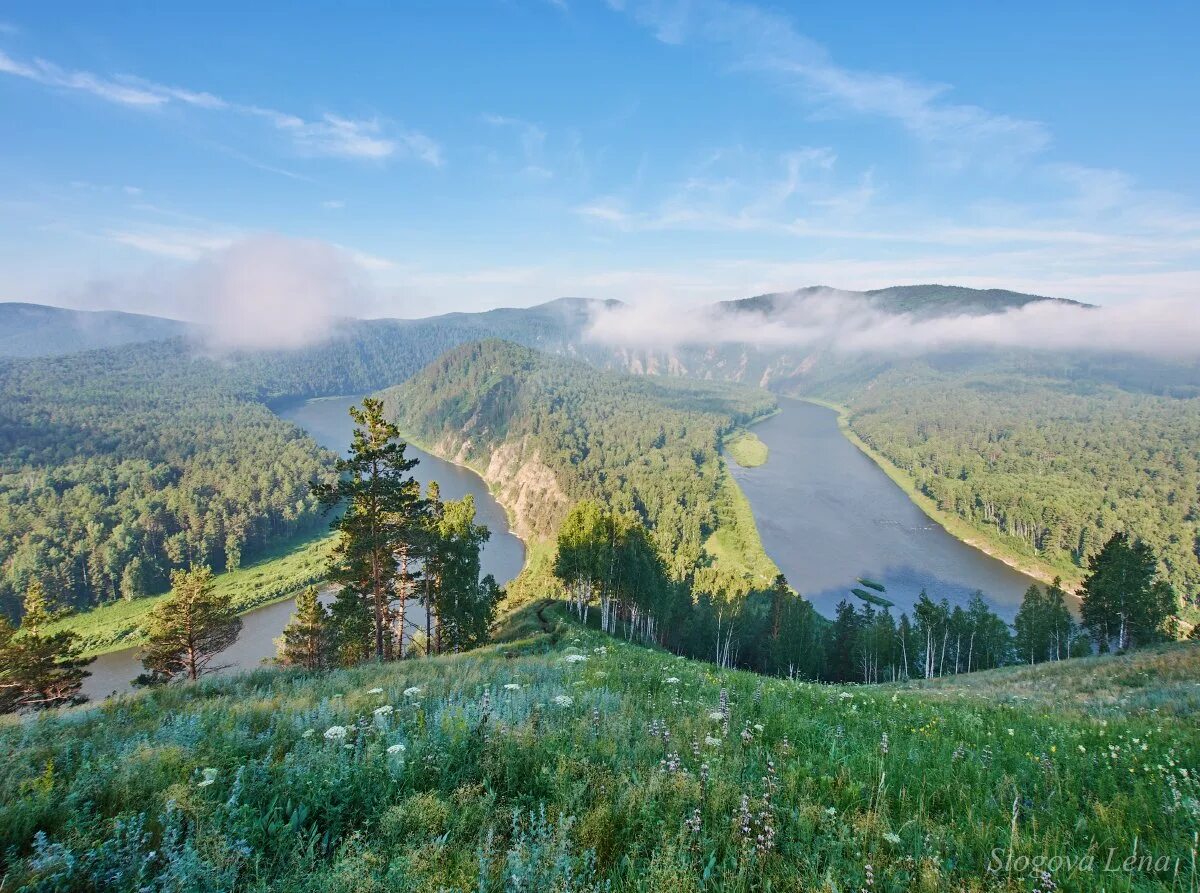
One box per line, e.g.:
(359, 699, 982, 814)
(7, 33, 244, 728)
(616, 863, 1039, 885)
(2, 602, 1197, 891)
(42, 532, 337, 657)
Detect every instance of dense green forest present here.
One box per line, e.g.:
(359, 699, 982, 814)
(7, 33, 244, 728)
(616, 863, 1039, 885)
(0, 344, 332, 615)
(0, 301, 595, 617)
(5, 285, 1198, 635)
(834, 364, 1200, 618)
(381, 339, 777, 588)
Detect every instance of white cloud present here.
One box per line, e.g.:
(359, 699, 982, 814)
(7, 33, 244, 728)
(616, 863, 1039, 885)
(0, 48, 441, 165)
(584, 288, 1200, 360)
(611, 0, 1049, 168)
(104, 227, 235, 260)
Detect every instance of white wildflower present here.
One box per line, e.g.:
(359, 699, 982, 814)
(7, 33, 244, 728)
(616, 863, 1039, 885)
(387, 743, 406, 755)
(704, 736, 722, 748)
(883, 832, 901, 845)
(197, 768, 218, 788)
(665, 677, 681, 684)
(709, 711, 725, 722)
(373, 705, 394, 717)
(367, 687, 384, 695)
(302, 729, 315, 738)
(564, 654, 588, 664)
(504, 683, 521, 691)
(403, 687, 421, 697)
(753, 723, 764, 733)
(324, 725, 348, 741)
(553, 695, 573, 707)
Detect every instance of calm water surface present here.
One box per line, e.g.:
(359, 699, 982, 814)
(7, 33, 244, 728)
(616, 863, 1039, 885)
(730, 398, 1037, 620)
(81, 395, 524, 701)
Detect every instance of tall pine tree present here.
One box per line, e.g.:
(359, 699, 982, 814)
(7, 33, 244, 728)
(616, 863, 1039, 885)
(140, 567, 242, 683)
(311, 398, 429, 661)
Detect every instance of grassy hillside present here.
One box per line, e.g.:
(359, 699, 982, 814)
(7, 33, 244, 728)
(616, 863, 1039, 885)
(897, 641, 1200, 719)
(2, 605, 1196, 891)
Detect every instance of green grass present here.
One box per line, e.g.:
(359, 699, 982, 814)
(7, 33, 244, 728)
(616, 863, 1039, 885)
(2, 606, 1197, 891)
(722, 429, 769, 468)
(897, 641, 1200, 720)
(43, 531, 338, 657)
(703, 464, 781, 588)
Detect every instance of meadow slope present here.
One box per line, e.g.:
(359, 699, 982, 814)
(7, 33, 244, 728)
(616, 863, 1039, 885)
(1, 604, 1197, 892)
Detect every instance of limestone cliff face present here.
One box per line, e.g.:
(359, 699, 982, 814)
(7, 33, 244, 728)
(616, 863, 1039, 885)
(430, 431, 569, 543)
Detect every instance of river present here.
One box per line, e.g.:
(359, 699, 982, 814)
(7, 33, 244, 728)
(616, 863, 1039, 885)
(729, 398, 1037, 619)
(81, 395, 525, 701)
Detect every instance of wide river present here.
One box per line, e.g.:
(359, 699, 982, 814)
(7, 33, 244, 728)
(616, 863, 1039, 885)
(81, 395, 524, 701)
(729, 398, 1037, 619)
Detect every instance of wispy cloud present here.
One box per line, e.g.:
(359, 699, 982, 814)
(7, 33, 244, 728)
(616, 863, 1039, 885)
(610, 0, 1049, 169)
(483, 112, 553, 178)
(0, 48, 441, 164)
(103, 227, 235, 261)
(585, 287, 1200, 360)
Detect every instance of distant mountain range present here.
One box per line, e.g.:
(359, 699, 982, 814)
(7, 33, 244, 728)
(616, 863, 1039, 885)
(0, 302, 189, 358)
(719, 284, 1088, 318)
(0, 284, 1074, 359)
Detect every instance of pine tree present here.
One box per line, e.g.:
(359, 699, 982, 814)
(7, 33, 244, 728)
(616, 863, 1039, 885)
(311, 398, 429, 661)
(0, 585, 92, 713)
(1014, 584, 1048, 664)
(1080, 533, 1171, 652)
(827, 600, 860, 682)
(139, 567, 242, 683)
(279, 586, 332, 670)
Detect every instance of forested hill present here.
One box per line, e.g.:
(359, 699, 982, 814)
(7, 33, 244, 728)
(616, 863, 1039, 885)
(380, 339, 777, 587)
(716, 283, 1086, 319)
(0, 302, 189, 358)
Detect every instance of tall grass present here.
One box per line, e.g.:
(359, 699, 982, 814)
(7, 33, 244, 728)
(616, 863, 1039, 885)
(2, 605, 1197, 891)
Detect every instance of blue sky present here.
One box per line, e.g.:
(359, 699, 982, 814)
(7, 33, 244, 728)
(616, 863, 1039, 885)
(1, 1, 1198, 317)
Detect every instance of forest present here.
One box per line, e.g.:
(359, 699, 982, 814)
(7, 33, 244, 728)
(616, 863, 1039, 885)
(381, 339, 777, 587)
(0, 303, 591, 617)
(833, 361, 1200, 619)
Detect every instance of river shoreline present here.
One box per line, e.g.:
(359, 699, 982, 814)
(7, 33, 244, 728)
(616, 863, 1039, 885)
(797, 396, 1081, 594)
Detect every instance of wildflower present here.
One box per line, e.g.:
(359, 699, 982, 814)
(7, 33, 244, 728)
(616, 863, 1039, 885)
(883, 832, 901, 845)
(197, 768, 218, 788)
(708, 711, 725, 722)
(302, 729, 315, 739)
(665, 677, 681, 684)
(564, 654, 588, 664)
(753, 723, 764, 733)
(403, 686, 421, 697)
(373, 705, 394, 717)
(685, 807, 702, 835)
(1007, 728, 1015, 736)
(386, 743, 406, 755)
(704, 736, 722, 748)
(863, 862, 875, 889)
(880, 732, 890, 756)
(825, 807, 837, 818)
(324, 725, 348, 741)
(366, 687, 384, 695)
(553, 695, 573, 707)
(504, 683, 521, 691)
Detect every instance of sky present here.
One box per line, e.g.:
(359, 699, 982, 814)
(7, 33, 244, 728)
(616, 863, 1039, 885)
(1, 1, 1198, 320)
